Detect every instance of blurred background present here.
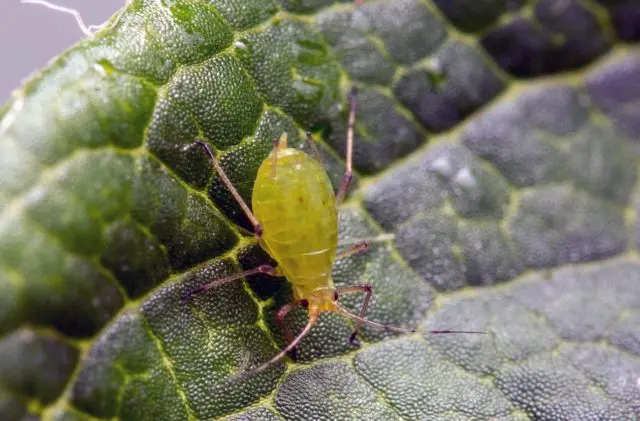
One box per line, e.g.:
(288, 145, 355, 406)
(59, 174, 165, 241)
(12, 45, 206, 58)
(0, 1, 121, 104)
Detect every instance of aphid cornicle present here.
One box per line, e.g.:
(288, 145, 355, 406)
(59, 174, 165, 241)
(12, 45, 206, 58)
(185, 88, 483, 379)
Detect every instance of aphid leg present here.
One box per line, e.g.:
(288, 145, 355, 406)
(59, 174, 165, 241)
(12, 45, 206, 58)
(275, 300, 304, 361)
(336, 87, 358, 204)
(338, 233, 394, 248)
(336, 233, 396, 260)
(182, 264, 277, 301)
(194, 140, 264, 238)
(335, 241, 369, 260)
(232, 313, 319, 381)
(304, 132, 323, 163)
(334, 284, 373, 346)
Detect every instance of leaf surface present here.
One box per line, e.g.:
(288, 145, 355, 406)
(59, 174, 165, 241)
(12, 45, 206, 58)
(1, 0, 639, 420)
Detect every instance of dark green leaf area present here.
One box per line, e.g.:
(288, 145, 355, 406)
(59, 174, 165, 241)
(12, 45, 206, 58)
(394, 213, 466, 291)
(510, 185, 626, 269)
(433, 0, 526, 33)
(100, 219, 171, 299)
(365, 142, 511, 228)
(365, 142, 516, 290)
(1, 0, 640, 420)
(427, 294, 557, 376)
(355, 338, 514, 419)
(276, 362, 399, 420)
(587, 54, 640, 139)
(363, 150, 448, 230)
(354, 0, 447, 65)
(132, 157, 238, 272)
(236, 18, 341, 128)
(458, 221, 524, 287)
(278, 0, 351, 14)
(394, 214, 524, 291)
(92, 0, 233, 84)
(0, 72, 155, 206)
(266, 304, 355, 363)
(70, 310, 171, 419)
(393, 40, 505, 133)
(481, 0, 612, 77)
(226, 407, 280, 421)
(428, 261, 640, 418)
(463, 86, 589, 187)
(22, 152, 134, 256)
(0, 329, 79, 405)
(606, 1, 640, 42)
(0, 389, 27, 421)
(147, 55, 263, 189)
(315, 0, 448, 85)
(209, 0, 279, 31)
(568, 125, 637, 204)
(560, 344, 640, 414)
(71, 261, 283, 421)
(509, 261, 640, 342)
(497, 353, 636, 420)
(608, 312, 640, 355)
(0, 212, 124, 337)
(328, 86, 424, 174)
(316, 7, 397, 86)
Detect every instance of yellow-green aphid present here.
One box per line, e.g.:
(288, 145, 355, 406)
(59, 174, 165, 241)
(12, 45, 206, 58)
(253, 134, 339, 305)
(186, 88, 483, 379)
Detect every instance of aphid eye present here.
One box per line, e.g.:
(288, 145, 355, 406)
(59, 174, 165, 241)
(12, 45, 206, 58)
(300, 299, 309, 308)
(333, 291, 339, 301)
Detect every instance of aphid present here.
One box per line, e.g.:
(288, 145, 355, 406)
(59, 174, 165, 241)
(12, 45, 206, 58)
(185, 88, 483, 379)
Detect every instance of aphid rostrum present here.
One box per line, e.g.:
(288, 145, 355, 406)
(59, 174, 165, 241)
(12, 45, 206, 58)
(185, 88, 484, 379)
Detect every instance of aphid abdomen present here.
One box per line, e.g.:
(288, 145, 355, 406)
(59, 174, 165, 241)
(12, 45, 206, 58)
(252, 148, 338, 298)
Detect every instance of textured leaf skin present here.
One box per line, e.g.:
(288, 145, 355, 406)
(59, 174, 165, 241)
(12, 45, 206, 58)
(1, 0, 639, 420)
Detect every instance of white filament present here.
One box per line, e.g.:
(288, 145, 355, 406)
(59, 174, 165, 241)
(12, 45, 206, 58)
(21, 0, 125, 36)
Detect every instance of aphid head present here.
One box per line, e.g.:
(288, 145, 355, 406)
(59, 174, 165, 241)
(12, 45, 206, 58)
(306, 288, 339, 314)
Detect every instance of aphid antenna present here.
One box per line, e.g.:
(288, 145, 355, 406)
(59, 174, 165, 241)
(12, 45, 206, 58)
(337, 233, 395, 247)
(336, 305, 488, 336)
(336, 87, 357, 204)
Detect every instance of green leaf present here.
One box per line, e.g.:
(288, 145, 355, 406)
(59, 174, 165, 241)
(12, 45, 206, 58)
(1, 0, 639, 419)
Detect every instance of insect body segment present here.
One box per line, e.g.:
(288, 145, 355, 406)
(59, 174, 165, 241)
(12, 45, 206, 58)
(253, 134, 338, 302)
